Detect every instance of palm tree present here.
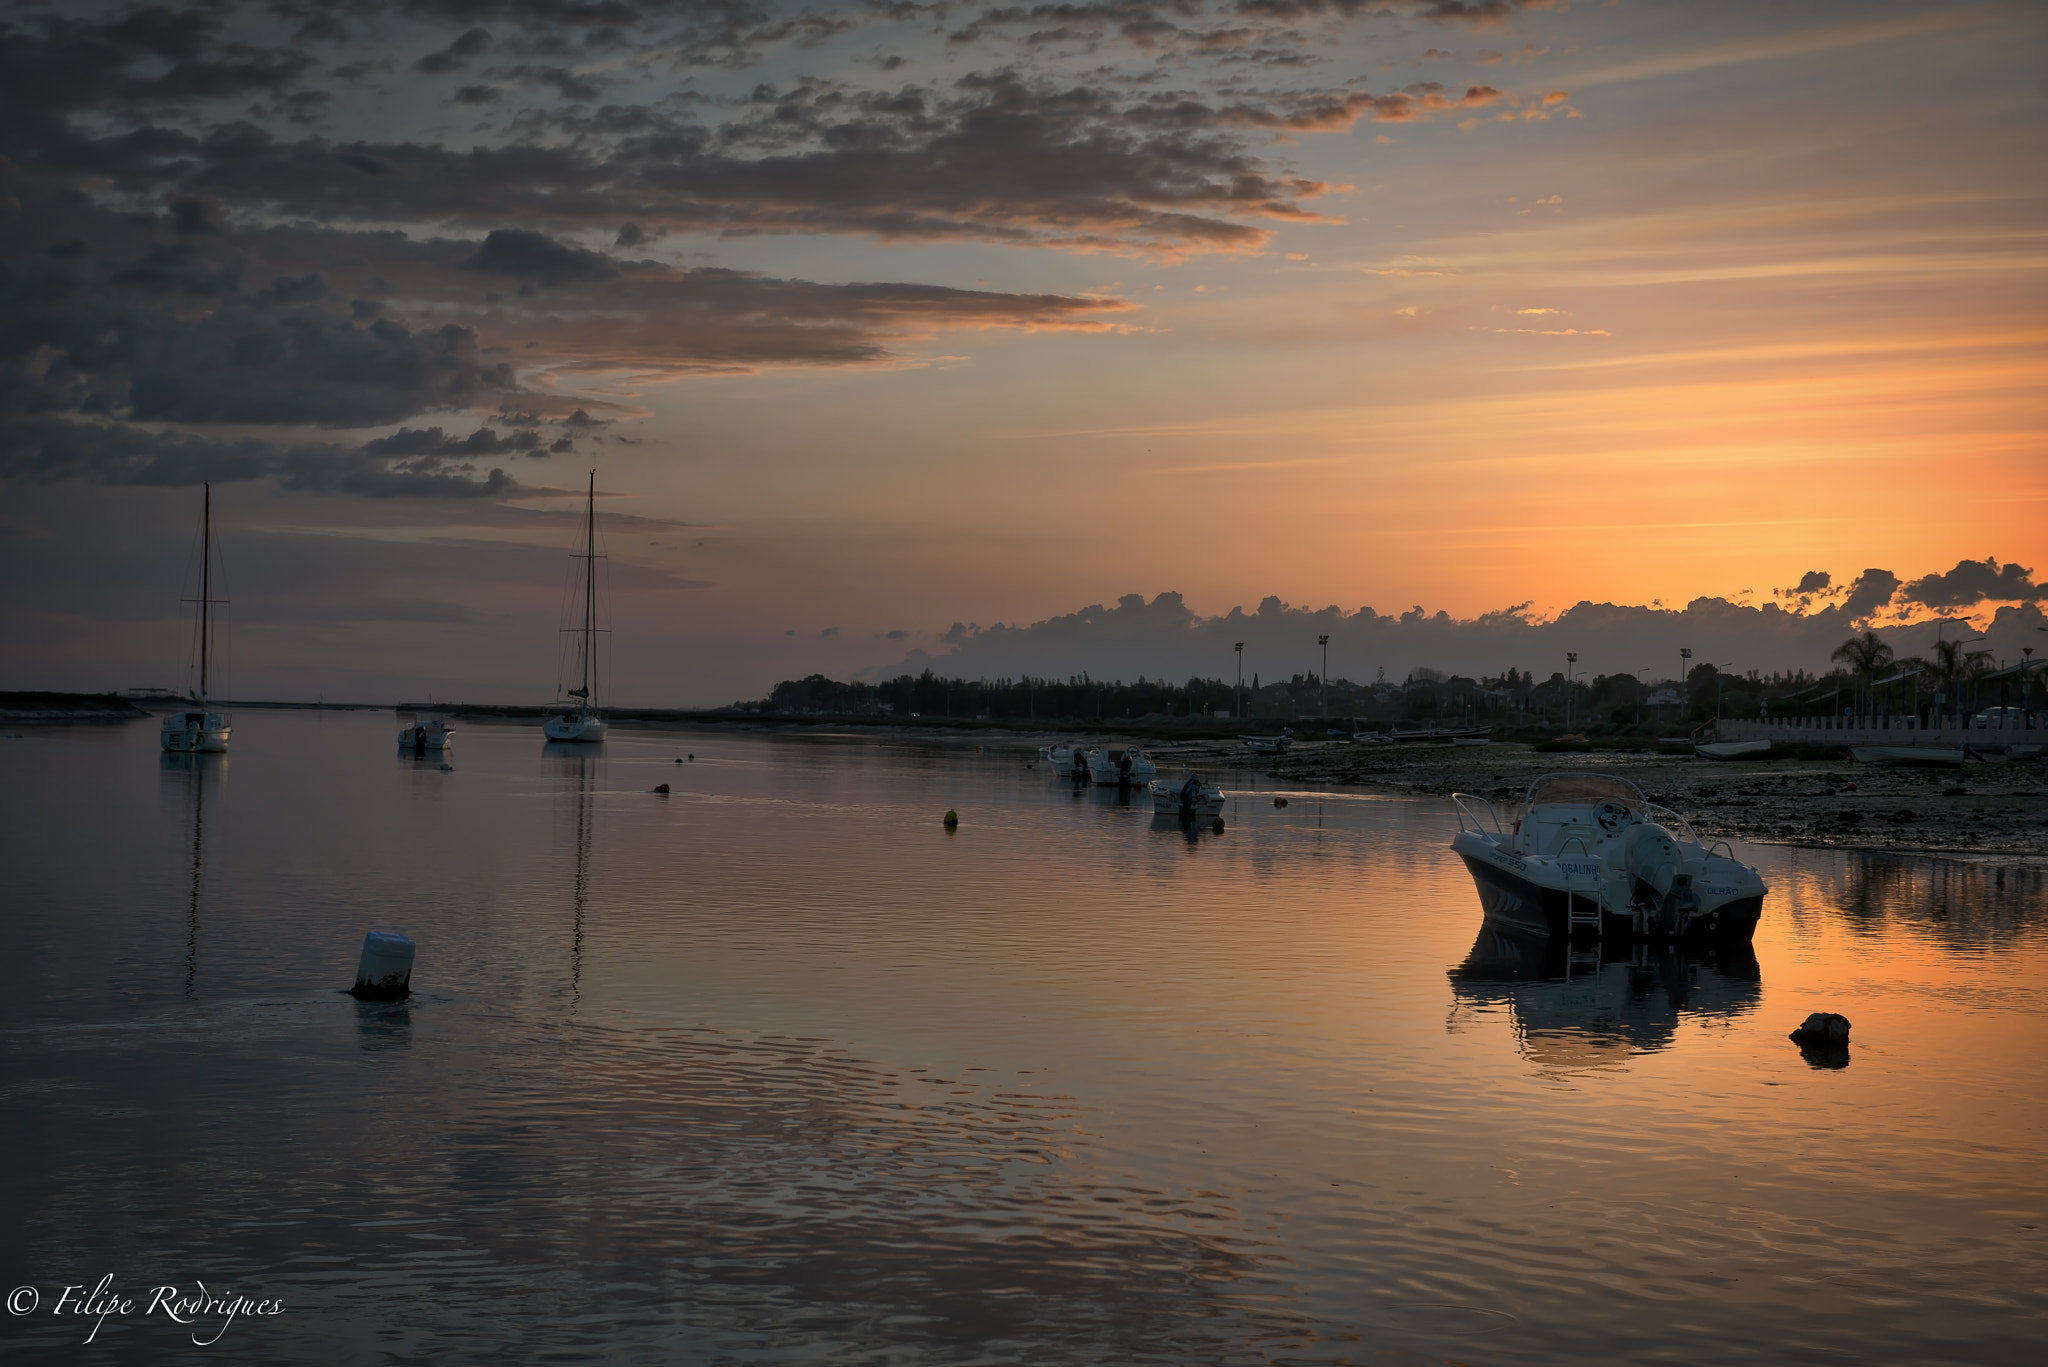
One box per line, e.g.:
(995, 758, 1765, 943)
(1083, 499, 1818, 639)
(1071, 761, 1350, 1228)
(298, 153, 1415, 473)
(1928, 638, 1994, 722)
(1831, 631, 1893, 723)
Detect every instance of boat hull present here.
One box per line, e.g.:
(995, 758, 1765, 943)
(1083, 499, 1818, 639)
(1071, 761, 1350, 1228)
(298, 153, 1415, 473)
(161, 713, 231, 753)
(1456, 851, 1762, 947)
(1851, 745, 1966, 766)
(543, 713, 608, 743)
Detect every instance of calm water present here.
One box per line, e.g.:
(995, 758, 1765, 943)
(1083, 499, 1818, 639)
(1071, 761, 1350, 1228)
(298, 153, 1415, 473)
(2, 711, 2044, 1364)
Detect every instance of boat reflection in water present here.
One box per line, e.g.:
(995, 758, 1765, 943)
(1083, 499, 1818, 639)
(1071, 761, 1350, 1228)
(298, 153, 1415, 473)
(159, 748, 224, 998)
(1447, 923, 1761, 1074)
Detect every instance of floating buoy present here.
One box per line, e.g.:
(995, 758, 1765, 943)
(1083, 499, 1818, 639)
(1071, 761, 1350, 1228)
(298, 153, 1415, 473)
(438, 763, 453, 772)
(1273, 796, 1289, 807)
(655, 783, 670, 794)
(943, 809, 959, 827)
(350, 931, 414, 1001)
(688, 753, 695, 761)
(1211, 816, 1226, 833)
(675, 757, 683, 764)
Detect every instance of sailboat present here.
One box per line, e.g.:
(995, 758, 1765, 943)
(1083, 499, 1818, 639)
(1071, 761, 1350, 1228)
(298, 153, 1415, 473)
(161, 482, 232, 753)
(543, 470, 608, 744)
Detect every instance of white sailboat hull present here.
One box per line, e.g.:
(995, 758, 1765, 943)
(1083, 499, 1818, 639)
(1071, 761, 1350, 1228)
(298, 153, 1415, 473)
(161, 711, 231, 753)
(543, 712, 608, 743)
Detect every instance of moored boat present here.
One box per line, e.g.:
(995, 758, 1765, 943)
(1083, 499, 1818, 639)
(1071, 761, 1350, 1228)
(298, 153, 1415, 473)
(399, 715, 455, 752)
(543, 470, 609, 746)
(1041, 744, 1093, 781)
(1450, 772, 1766, 946)
(1697, 739, 1770, 760)
(161, 482, 232, 754)
(1089, 746, 1158, 785)
(1850, 745, 1969, 766)
(1152, 772, 1225, 820)
(1240, 731, 1292, 754)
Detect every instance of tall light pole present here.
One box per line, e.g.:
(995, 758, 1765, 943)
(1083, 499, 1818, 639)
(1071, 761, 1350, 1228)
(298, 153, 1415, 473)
(1565, 652, 1577, 729)
(1716, 663, 1734, 720)
(2027, 643, 2038, 726)
(1679, 647, 1692, 719)
(1235, 642, 1244, 720)
(1318, 634, 1330, 724)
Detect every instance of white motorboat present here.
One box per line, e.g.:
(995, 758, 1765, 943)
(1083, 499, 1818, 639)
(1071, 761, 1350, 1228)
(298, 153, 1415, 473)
(1450, 772, 1767, 946)
(543, 470, 609, 746)
(1240, 731, 1292, 754)
(1089, 746, 1158, 785)
(1697, 739, 1770, 760)
(161, 482, 232, 754)
(1043, 744, 1093, 781)
(1152, 772, 1225, 820)
(399, 715, 455, 752)
(1850, 745, 1968, 767)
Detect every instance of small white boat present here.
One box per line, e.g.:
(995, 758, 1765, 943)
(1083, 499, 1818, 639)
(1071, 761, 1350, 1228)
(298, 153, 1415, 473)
(1042, 744, 1093, 781)
(1240, 732, 1292, 754)
(1697, 739, 1770, 760)
(162, 483, 232, 754)
(1152, 773, 1225, 820)
(1089, 746, 1158, 785)
(161, 707, 231, 753)
(543, 470, 608, 746)
(1851, 745, 1969, 767)
(1451, 772, 1767, 945)
(399, 715, 455, 752)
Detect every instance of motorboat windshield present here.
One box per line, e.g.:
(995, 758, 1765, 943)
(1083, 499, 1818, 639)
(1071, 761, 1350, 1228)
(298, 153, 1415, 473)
(1521, 772, 1647, 818)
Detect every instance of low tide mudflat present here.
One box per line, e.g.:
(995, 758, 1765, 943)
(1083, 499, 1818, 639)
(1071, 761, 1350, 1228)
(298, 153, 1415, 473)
(1196, 738, 2047, 861)
(3, 711, 2044, 1364)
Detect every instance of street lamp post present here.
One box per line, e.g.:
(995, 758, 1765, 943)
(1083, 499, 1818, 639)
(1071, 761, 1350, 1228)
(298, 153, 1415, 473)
(1318, 634, 1329, 725)
(1679, 648, 1693, 719)
(1235, 642, 1244, 720)
(1565, 652, 1577, 729)
(1716, 663, 1734, 721)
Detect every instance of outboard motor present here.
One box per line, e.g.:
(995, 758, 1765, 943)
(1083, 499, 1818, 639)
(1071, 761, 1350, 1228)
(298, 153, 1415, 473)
(1623, 823, 1694, 938)
(1178, 774, 1201, 822)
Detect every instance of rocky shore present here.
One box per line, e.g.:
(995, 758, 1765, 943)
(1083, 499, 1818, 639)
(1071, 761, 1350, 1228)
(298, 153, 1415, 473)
(1146, 737, 2046, 862)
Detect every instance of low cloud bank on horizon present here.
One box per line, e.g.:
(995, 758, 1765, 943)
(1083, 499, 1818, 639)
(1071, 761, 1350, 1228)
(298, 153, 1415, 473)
(870, 558, 2048, 688)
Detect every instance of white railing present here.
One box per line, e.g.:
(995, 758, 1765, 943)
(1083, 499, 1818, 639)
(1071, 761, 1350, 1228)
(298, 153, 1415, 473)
(1451, 792, 1504, 834)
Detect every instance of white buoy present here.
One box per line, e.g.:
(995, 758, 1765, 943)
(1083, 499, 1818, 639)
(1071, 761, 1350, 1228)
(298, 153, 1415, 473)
(351, 931, 415, 1000)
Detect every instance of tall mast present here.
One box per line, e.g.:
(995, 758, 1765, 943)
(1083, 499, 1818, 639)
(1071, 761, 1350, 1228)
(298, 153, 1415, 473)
(200, 482, 212, 702)
(583, 469, 596, 704)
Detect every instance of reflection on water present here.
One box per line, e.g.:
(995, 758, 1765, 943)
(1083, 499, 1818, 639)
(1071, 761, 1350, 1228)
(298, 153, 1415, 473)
(5, 713, 2047, 1365)
(1448, 925, 1762, 1076)
(159, 750, 223, 999)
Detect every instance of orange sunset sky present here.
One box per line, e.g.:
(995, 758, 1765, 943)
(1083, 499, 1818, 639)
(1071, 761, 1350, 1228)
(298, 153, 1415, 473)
(1, 0, 2043, 703)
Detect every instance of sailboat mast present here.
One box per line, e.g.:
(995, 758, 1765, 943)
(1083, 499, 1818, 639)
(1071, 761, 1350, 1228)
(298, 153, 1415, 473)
(583, 469, 595, 703)
(200, 481, 212, 702)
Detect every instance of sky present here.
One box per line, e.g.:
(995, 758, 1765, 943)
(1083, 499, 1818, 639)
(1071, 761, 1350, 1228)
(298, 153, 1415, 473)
(1, 0, 2044, 705)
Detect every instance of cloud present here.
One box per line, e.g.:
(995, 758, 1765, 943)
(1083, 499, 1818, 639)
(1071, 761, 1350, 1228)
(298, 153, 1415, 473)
(1840, 568, 1901, 621)
(1901, 558, 2043, 609)
(1782, 570, 1831, 596)
(416, 27, 491, 75)
(462, 229, 620, 286)
(0, 415, 517, 498)
(868, 567, 2035, 687)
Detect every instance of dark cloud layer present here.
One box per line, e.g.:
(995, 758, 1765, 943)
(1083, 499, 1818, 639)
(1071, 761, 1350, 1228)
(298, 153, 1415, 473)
(0, 0, 1563, 500)
(880, 577, 2047, 688)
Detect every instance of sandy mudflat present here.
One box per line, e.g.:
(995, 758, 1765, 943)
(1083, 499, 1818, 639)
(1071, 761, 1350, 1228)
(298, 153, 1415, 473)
(1141, 737, 2047, 862)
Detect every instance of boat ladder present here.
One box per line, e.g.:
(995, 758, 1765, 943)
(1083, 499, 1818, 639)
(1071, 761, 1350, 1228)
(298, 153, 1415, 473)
(1559, 837, 1605, 939)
